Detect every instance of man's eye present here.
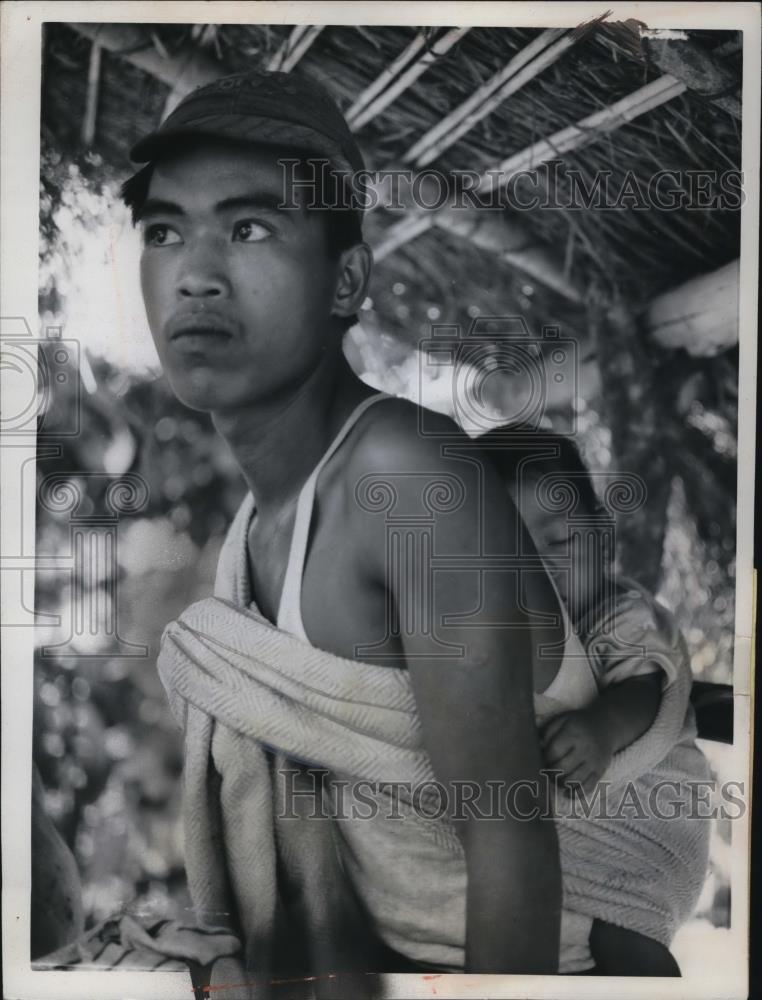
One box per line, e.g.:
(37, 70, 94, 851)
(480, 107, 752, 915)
(143, 224, 182, 247)
(233, 220, 270, 243)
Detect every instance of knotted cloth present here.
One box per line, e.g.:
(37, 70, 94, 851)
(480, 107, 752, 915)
(156, 493, 712, 985)
(158, 597, 465, 982)
(158, 595, 711, 984)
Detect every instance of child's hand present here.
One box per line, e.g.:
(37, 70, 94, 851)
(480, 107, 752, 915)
(540, 708, 615, 793)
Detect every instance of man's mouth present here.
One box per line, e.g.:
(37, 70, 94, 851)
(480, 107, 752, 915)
(167, 315, 237, 353)
(172, 327, 233, 341)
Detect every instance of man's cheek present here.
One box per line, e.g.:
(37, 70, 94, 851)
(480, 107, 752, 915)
(140, 259, 167, 315)
(140, 289, 167, 348)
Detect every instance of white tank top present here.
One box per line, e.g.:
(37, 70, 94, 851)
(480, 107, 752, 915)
(246, 392, 597, 972)
(271, 392, 599, 717)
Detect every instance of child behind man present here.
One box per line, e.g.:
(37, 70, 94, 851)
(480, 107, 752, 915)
(480, 425, 702, 975)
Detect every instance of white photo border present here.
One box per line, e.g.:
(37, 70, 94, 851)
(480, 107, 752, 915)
(1, 3, 758, 998)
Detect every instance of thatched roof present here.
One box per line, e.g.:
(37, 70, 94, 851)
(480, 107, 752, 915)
(41, 20, 742, 354)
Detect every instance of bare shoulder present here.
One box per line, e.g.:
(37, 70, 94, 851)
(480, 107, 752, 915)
(343, 396, 518, 535)
(346, 396, 470, 475)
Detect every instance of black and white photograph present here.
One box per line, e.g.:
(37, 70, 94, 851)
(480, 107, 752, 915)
(1, 3, 759, 999)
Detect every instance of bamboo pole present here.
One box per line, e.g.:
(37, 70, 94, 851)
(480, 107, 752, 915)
(646, 260, 739, 356)
(267, 25, 323, 72)
(404, 28, 574, 167)
(364, 29, 581, 211)
(373, 75, 687, 260)
(479, 74, 687, 194)
(70, 23, 222, 92)
(81, 40, 102, 147)
(346, 33, 428, 123)
(346, 27, 470, 131)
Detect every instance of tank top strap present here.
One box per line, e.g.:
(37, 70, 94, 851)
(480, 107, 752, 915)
(276, 392, 391, 640)
(533, 553, 600, 715)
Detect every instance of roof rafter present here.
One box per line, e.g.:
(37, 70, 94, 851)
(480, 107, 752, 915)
(647, 260, 739, 355)
(373, 74, 687, 261)
(346, 27, 470, 132)
(361, 26, 588, 219)
(81, 40, 102, 146)
(404, 28, 576, 167)
(71, 23, 323, 119)
(70, 23, 222, 93)
(267, 25, 323, 72)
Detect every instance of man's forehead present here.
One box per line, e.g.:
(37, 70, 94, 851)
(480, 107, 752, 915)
(143, 143, 316, 216)
(149, 140, 288, 188)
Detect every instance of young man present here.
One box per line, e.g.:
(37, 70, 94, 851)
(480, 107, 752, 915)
(126, 71, 567, 994)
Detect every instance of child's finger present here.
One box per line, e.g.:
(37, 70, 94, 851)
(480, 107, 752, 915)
(542, 733, 576, 764)
(580, 771, 600, 793)
(557, 749, 586, 780)
(559, 765, 590, 797)
(561, 762, 590, 787)
(543, 751, 577, 778)
(540, 714, 568, 745)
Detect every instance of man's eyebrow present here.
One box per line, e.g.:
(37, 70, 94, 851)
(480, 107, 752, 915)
(137, 194, 297, 222)
(214, 194, 296, 215)
(137, 198, 185, 221)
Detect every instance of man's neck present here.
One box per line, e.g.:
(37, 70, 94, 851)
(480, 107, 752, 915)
(211, 352, 374, 516)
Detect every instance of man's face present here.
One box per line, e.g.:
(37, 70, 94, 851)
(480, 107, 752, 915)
(139, 141, 343, 413)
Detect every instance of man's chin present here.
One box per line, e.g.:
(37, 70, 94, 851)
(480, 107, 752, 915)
(165, 372, 236, 414)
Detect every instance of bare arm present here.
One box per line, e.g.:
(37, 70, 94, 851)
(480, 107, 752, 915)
(542, 673, 663, 789)
(353, 413, 561, 973)
(591, 672, 663, 753)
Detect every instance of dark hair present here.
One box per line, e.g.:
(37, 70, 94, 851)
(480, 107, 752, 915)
(120, 140, 364, 332)
(478, 424, 606, 519)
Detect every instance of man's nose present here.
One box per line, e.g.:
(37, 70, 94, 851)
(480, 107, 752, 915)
(177, 248, 231, 299)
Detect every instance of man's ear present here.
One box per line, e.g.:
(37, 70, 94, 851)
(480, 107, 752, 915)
(332, 242, 373, 320)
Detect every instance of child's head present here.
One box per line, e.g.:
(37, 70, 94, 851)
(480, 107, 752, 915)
(479, 427, 610, 618)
